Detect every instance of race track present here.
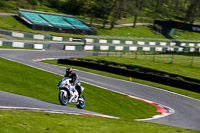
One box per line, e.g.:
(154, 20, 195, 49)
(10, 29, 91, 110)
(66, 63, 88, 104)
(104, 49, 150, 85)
(0, 49, 200, 131)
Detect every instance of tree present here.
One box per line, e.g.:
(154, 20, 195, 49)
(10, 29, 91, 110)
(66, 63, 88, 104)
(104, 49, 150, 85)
(110, 0, 128, 29)
(185, 0, 200, 24)
(88, 0, 110, 25)
(101, 0, 117, 29)
(132, 0, 148, 28)
(63, 0, 86, 15)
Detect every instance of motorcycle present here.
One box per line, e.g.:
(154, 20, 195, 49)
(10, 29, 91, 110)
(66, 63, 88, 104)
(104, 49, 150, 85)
(57, 77, 85, 109)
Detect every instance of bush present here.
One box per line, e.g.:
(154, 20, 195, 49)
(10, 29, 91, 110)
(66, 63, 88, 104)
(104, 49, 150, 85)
(0, 1, 18, 12)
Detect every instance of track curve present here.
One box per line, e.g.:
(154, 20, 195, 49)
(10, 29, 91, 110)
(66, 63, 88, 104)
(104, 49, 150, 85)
(0, 49, 200, 131)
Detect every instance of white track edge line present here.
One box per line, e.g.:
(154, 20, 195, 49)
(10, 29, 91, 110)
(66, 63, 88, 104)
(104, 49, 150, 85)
(34, 58, 176, 121)
(75, 67, 200, 102)
(34, 58, 200, 102)
(0, 106, 119, 119)
(1, 57, 175, 120)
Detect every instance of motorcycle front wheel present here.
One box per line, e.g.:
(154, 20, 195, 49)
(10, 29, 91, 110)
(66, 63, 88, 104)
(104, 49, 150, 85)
(59, 90, 68, 106)
(76, 95, 85, 109)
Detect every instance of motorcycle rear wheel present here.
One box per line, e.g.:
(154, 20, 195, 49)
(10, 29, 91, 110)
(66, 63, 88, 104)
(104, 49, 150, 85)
(76, 95, 85, 109)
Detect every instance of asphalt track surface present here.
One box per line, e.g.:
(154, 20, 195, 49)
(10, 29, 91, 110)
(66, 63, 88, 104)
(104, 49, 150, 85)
(0, 49, 200, 131)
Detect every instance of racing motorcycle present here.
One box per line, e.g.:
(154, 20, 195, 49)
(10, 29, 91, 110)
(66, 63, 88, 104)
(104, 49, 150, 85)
(57, 77, 85, 109)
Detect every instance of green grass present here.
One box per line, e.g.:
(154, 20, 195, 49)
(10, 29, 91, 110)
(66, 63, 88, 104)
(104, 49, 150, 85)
(116, 16, 154, 24)
(97, 26, 166, 38)
(76, 53, 200, 80)
(78, 14, 154, 25)
(96, 25, 200, 41)
(171, 29, 200, 40)
(0, 46, 37, 50)
(1, 110, 199, 133)
(1, 54, 199, 132)
(41, 58, 200, 100)
(0, 16, 32, 32)
(0, 57, 158, 120)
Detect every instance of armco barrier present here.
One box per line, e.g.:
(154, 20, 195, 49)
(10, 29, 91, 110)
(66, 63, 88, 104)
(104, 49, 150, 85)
(1, 29, 200, 49)
(64, 45, 200, 52)
(0, 40, 49, 49)
(58, 59, 200, 93)
(0, 29, 70, 41)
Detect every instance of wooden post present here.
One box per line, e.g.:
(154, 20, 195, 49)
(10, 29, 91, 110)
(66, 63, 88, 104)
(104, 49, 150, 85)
(190, 56, 194, 67)
(135, 52, 138, 60)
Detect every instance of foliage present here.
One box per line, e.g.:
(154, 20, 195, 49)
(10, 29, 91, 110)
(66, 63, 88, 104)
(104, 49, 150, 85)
(1, 0, 200, 28)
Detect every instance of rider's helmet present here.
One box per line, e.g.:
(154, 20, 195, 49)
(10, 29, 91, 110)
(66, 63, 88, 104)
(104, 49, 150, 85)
(66, 67, 73, 76)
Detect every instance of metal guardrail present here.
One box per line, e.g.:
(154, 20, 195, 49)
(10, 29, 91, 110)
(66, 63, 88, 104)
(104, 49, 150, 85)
(1, 29, 200, 52)
(87, 35, 200, 42)
(0, 40, 49, 49)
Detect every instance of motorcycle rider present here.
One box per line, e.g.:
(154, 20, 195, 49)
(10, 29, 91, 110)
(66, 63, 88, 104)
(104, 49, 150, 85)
(64, 67, 82, 97)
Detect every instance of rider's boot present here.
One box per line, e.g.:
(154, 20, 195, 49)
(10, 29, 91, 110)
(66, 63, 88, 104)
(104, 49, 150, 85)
(76, 85, 82, 98)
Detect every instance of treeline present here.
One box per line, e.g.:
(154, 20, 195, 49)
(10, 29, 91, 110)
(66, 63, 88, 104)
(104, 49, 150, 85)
(1, 0, 200, 29)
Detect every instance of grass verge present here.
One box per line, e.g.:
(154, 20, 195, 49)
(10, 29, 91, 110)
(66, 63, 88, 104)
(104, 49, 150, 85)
(0, 57, 158, 120)
(0, 46, 37, 50)
(41, 59, 200, 100)
(97, 26, 166, 39)
(76, 53, 200, 80)
(0, 110, 199, 133)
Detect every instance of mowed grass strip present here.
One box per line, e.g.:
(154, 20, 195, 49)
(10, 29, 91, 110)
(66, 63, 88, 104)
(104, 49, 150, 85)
(97, 26, 166, 39)
(76, 53, 200, 80)
(42, 59, 200, 100)
(0, 57, 158, 120)
(0, 46, 36, 50)
(97, 26, 200, 41)
(0, 110, 199, 133)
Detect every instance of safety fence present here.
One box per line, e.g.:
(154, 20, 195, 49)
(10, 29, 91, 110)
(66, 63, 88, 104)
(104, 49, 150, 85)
(1, 40, 198, 52)
(0, 40, 49, 49)
(1, 29, 200, 52)
(0, 29, 71, 41)
(84, 38, 200, 48)
(1, 29, 200, 48)
(64, 45, 200, 52)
